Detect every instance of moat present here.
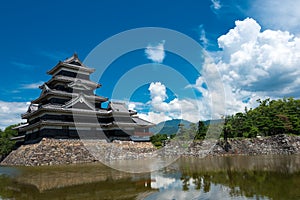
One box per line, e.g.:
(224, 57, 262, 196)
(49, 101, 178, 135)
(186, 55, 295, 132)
(1, 154, 300, 200)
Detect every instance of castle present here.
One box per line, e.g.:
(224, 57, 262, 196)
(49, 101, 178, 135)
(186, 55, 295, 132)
(12, 54, 154, 143)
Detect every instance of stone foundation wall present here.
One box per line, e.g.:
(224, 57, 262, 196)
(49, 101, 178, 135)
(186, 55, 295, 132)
(198, 134, 300, 156)
(1, 138, 96, 166)
(153, 134, 300, 158)
(1, 138, 156, 166)
(1, 134, 300, 166)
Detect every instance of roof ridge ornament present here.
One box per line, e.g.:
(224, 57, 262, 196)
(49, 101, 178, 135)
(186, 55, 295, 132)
(63, 52, 80, 64)
(39, 83, 52, 96)
(79, 92, 84, 103)
(73, 52, 78, 59)
(44, 84, 50, 91)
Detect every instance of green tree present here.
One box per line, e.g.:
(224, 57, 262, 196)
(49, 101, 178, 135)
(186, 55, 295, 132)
(194, 121, 207, 140)
(150, 134, 168, 148)
(0, 124, 18, 160)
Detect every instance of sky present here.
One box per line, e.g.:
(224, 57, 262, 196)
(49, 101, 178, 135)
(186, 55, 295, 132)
(1, 0, 300, 130)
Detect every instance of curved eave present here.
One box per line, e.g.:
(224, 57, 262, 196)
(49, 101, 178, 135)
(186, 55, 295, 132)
(132, 117, 156, 127)
(46, 75, 101, 89)
(104, 121, 153, 128)
(19, 120, 113, 132)
(22, 107, 113, 119)
(129, 110, 138, 115)
(10, 135, 25, 141)
(111, 109, 141, 116)
(12, 123, 29, 130)
(31, 91, 108, 104)
(111, 111, 132, 116)
(47, 62, 95, 75)
(114, 122, 138, 127)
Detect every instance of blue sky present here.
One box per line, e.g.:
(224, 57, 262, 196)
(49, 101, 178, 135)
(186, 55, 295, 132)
(1, 0, 300, 129)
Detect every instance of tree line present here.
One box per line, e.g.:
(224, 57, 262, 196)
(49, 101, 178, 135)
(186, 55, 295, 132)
(0, 125, 18, 161)
(151, 97, 300, 147)
(223, 97, 300, 138)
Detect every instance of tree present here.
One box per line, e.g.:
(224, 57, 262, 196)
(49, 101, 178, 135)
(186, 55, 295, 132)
(150, 134, 168, 148)
(0, 124, 18, 160)
(194, 121, 207, 140)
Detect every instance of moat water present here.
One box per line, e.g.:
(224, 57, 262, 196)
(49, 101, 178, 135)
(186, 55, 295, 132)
(0, 154, 300, 200)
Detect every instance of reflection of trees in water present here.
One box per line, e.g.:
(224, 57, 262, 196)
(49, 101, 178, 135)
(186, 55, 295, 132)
(181, 176, 189, 191)
(203, 174, 211, 193)
(179, 173, 211, 193)
(179, 169, 300, 200)
(191, 173, 201, 190)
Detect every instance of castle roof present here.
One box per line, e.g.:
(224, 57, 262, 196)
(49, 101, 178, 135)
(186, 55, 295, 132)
(132, 116, 155, 127)
(47, 53, 95, 75)
(46, 75, 101, 89)
(32, 84, 108, 104)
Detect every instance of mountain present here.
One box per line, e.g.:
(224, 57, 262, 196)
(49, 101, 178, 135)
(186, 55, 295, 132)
(150, 119, 224, 135)
(150, 119, 192, 135)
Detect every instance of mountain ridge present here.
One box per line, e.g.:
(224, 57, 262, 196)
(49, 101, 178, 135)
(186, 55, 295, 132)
(150, 119, 223, 135)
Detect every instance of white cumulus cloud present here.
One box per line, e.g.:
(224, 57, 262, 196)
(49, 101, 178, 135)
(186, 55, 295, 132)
(145, 40, 166, 63)
(0, 101, 29, 130)
(192, 17, 300, 116)
(138, 82, 211, 124)
(138, 112, 172, 125)
(217, 18, 300, 96)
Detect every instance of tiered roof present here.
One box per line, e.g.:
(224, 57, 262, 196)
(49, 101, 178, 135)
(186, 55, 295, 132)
(15, 53, 154, 142)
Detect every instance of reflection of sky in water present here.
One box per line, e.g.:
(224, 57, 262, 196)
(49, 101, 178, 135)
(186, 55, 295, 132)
(147, 171, 269, 200)
(0, 166, 20, 177)
(150, 171, 182, 190)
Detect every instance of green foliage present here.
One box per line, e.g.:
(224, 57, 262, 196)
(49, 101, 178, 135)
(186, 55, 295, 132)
(194, 121, 207, 140)
(151, 121, 210, 147)
(223, 97, 300, 138)
(0, 124, 18, 159)
(150, 134, 169, 148)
